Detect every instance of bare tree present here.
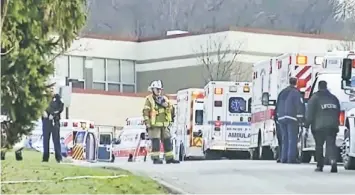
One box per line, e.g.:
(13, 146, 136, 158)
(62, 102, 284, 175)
(331, 0, 355, 21)
(195, 35, 245, 83)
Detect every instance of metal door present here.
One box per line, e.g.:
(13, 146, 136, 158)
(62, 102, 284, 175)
(97, 132, 112, 161)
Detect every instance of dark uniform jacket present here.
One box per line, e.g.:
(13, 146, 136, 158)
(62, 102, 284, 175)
(45, 94, 64, 121)
(306, 90, 340, 131)
(277, 86, 305, 123)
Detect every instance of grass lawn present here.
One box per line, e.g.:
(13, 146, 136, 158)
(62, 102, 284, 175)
(1, 150, 168, 194)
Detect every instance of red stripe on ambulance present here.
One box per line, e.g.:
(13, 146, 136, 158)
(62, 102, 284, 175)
(251, 109, 275, 123)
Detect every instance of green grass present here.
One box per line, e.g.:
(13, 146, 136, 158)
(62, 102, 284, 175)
(1, 150, 168, 194)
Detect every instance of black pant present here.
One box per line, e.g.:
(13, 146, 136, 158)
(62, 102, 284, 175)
(276, 122, 282, 160)
(312, 129, 337, 168)
(42, 119, 62, 161)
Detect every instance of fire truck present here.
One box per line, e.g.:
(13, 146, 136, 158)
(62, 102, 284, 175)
(175, 88, 205, 160)
(340, 56, 355, 170)
(203, 81, 252, 160)
(250, 53, 324, 161)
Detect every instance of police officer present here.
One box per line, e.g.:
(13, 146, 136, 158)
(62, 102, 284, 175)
(305, 81, 340, 173)
(42, 80, 64, 163)
(277, 77, 305, 163)
(142, 80, 179, 164)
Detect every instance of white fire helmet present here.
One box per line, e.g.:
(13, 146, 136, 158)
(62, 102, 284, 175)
(147, 80, 163, 92)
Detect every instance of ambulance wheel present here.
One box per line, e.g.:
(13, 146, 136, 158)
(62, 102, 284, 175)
(298, 136, 312, 163)
(179, 144, 185, 161)
(204, 149, 221, 160)
(110, 154, 115, 163)
(250, 148, 259, 160)
(343, 130, 355, 170)
(300, 151, 312, 163)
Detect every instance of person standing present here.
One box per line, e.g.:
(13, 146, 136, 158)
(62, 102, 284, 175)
(42, 80, 64, 163)
(305, 81, 340, 173)
(142, 80, 179, 164)
(278, 77, 305, 163)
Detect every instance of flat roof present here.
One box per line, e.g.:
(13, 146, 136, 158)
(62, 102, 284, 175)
(82, 26, 343, 42)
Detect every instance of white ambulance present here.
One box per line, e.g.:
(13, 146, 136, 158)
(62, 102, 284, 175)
(175, 88, 205, 160)
(203, 81, 252, 160)
(32, 119, 95, 154)
(250, 53, 324, 161)
(340, 57, 355, 170)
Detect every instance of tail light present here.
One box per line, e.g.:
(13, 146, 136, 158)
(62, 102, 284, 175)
(63, 122, 68, 127)
(289, 56, 292, 65)
(89, 123, 94, 128)
(339, 111, 345, 126)
(248, 117, 251, 122)
(73, 122, 78, 127)
(214, 121, 221, 131)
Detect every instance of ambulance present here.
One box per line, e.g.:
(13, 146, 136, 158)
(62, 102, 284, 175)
(32, 119, 95, 155)
(250, 53, 324, 161)
(112, 117, 150, 162)
(175, 88, 205, 160)
(340, 57, 355, 170)
(202, 81, 252, 160)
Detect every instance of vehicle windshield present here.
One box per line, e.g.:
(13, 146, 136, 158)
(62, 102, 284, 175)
(228, 97, 250, 113)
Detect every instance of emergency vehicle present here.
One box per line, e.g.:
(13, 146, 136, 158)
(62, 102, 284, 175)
(340, 57, 355, 170)
(175, 88, 205, 160)
(203, 81, 252, 160)
(298, 51, 355, 164)
(114, 116, 178, 162)
(250, 53, 324, 161)
(112, 117, 150, 161)
(32, 119, 95, 155)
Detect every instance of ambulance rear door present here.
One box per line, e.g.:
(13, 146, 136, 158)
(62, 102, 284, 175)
(225, 83, 252, 149)
(97, 132, 113, 161)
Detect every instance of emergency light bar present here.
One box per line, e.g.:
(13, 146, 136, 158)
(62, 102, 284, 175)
(214, 88, 223, 95)
(314, 56, 323, 65)
(296, 55, 307, 65)
(243, 85, 250, 93)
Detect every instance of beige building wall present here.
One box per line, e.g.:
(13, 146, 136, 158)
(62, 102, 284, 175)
(68, 89, 176, 127)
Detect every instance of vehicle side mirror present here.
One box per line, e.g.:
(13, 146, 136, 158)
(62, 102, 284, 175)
(140, 133, 146, 140)
(342, 58, 353, 80)
(262, 92, 269, 106)
(114, 139, 121, 145)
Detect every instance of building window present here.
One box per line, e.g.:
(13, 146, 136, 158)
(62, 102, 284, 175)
(93, 58, 106, 90)
(54, 55, 69, 78)
(108, 83, 120, 91)
(122, 84, 135, 93)
(120, 60, 135, 84)
(69, 56, 85, 89)
(107, 59, 120, 91)
(107, 59, 120, 82)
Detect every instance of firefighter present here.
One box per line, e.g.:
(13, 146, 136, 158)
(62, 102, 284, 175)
(277, 77, 305, 163)
(42, 79, 64, 163)
(143, 80, 179, 164)
(305, 81, 340, 173)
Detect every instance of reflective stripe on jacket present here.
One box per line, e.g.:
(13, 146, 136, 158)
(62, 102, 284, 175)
(142, 94, 172, 127)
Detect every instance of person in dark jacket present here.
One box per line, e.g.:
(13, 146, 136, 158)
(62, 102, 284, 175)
(305, 81, 340, 173)
(42, 82, 64, 163)
(275, 87, 290, 163)
(278, 77, 305, 163)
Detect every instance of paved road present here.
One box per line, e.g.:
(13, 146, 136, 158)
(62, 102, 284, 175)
(76, 160, 355, 194)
